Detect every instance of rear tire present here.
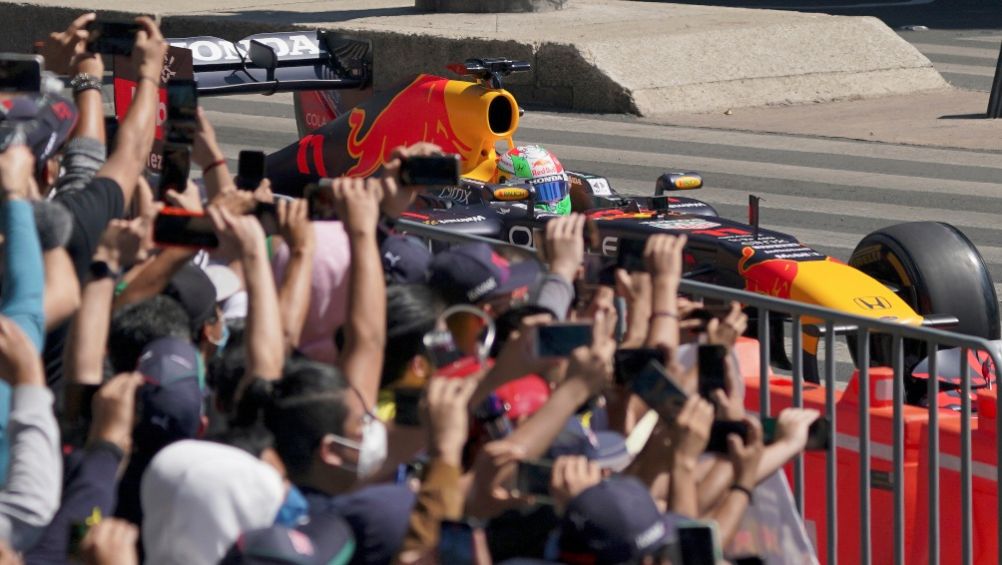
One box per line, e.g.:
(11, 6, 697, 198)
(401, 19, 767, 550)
(849, 222, 999, 402)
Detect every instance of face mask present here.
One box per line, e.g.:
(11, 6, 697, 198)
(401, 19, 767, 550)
(330, 413, 388, 479)
(209, 323, 230, 356)
(273, 485, 309, 527)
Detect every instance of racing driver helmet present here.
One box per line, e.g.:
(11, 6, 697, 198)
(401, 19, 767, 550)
(496, 145, 571, 215)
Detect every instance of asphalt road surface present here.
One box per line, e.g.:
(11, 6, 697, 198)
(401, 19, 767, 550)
(636, 0, 1002, 92)
(200, 92, 1002, 380)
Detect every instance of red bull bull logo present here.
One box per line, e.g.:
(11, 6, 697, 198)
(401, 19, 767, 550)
(738, 246, 798, 299)
(345, 74, 472, 178)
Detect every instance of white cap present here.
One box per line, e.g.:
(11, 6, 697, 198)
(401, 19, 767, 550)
(204, 264, 243, 303)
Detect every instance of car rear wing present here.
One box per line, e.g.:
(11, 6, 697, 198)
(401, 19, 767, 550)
(165, 30, 372, 96)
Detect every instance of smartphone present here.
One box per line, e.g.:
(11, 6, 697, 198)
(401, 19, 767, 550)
(438, 520, 477, 564)
(237, 150, 267, 190)
(0, 54, 42, 93)
(86, 21, 141, 56)
(762, 415, 831, 450)
(254, 201, 280, 237)
(399, 155, 460, 186)
(423, 330, 464, 369)
(616, 238, 647, 272)
(677, 520, 723, 565)
(534, 323, 592, 357)
(158, 143, 191, 198)
(166, 80, 198, 144)
(697, 344, 727, 400)
(393, 388, 422, 427)
(614, 348, 666, 386)
(513, 459, 554, 502)
(153, 207, 219, 249)
(583, 255, 616, 286)
(705, 420, 749, 454)
(630, 359, 687, 419)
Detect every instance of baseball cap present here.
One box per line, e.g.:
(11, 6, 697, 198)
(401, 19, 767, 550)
(327, 483, 416, 565)
(205, 264, 243, 303)
(163, 262, 218, 334)
(428, 243, 541, 305)
(558, 476, 675, 564)
(221, 510, 356, 565)
(547, 418, 632, 472)
(0, 94, 77, 167)
(134, 338, 205, 455)
(381, 234, 432, 285)
(495, 375, 550, 421)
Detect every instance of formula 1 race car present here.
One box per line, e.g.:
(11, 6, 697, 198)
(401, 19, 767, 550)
(154, 30, 999, 390)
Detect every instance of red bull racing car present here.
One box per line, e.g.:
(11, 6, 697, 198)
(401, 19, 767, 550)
(155, 30, 999, 391)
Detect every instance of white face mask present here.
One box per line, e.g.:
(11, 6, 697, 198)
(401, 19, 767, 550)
(329, 413, 388, 479)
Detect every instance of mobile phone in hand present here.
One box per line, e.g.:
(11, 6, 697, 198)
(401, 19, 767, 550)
(677, 519, 723, 565)
(762, 415, 831, 450)
(533, 323, 592, 357)
(704, 420, 749, 454)
(616, 238, 647, 272)
(393, 388, 422, 427)
(513, 458, 554, 503)
(158, 143, 191, 198)
(614, 348, 666, 386)
(237, 150, 267, 190)
(399, 155, 460, 186)
(438, 520, 478, 564)
(166, 80, 198, 144)
(630, 359, 687, 420)
(0, 54, 42, 93)
(423, 330, 464, 369)
(697, 344, 727, 400)
(153, 207, 219, 249)
(86, 21, 141, 56)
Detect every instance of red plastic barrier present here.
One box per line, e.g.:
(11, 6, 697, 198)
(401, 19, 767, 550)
(911, 389, 998, 564)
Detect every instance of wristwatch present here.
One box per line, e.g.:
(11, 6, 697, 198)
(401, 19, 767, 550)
(69, 73, 103, 95)
(88, 260, 121, 282)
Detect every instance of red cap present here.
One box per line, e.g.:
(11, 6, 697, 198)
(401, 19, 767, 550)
(495, 375, 550, 420)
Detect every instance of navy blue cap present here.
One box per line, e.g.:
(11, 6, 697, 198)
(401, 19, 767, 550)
(134, 338, 204, 455)
(558, 476, 674, 563)
(547, 419, 632, 472)
(163, 263, 218, 335)
(0, 94, 77, 166)
(326, 483, 416, 565)
(428, 243, 541, 304)
(222, 509, 356, 565)
(381, 235, 431, 285)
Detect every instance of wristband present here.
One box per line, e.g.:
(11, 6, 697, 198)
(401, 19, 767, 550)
(730, 484, 753, 502)
(202, 159, 227, 175)
(651, 311, 678, 319)
(138, 75, 160, 87)
(69, 73, 103, 95)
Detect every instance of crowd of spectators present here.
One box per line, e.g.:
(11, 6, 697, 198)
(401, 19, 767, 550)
(0, 13, 823, 564)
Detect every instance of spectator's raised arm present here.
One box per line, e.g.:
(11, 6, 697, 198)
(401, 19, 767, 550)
(643, 234, 686, 352)
(275, 198, 314, 354)
(0, 147, 45, 351)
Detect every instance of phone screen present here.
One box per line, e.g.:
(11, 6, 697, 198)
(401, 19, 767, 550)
(677, 521, 722, 565)
(0, 54, 42, 93)
(534, 323, 592, 357)
(615, 238, 647, 272)
(761, 415, 830, 450)
(630, 359, 687, 419)
(237, 150, 267, 190)
(697, 345, 727, 399)
(86, 21, 140, 56)
(158, 144, 191, 198)
(399, 155, 460, 186)
(438, 520, 476, 564)
(393, 388, 422, 427)
(514, 459, 554, 501)
(615, 348, 666, 385)
(166, 80, 198, 144)
(153, 208, 219, 249)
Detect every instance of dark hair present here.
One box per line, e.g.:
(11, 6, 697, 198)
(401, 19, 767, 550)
(107, 296, 192, 373)
(264, 359, 350, 479)
(381, 284, 443, 389)
(208, 421, 274, 458)
(206, 321, 247, 417)
(490, 304, 556, 357)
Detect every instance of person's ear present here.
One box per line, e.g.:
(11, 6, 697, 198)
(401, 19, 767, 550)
(410, 355, 433, 380)
(318, 434, 344, 468)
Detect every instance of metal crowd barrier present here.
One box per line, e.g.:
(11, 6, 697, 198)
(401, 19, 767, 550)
(397, 218, 1002, 565)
